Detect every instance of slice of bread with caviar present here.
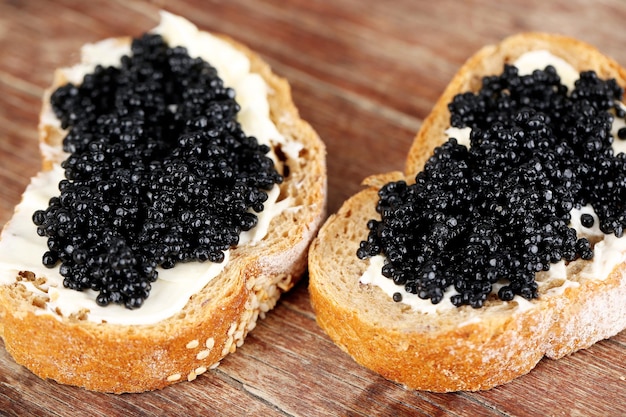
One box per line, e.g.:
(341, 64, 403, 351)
(308, 32, 626, 392)
(0, 12, 326, 393)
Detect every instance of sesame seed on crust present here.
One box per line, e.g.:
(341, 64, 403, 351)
(196, 349, 210, 360)
(166, 373, 181, 382)
(205, 337, 215, 349)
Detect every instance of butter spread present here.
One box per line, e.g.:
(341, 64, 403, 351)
(0, 12, 295, 325)
(361, 50, 626, 315)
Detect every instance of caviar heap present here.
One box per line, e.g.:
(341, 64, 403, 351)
(33, 34, 283, 309)
(357, 64, 626, 308)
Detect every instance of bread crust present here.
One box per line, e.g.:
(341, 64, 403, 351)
(308, 32, 626, 392)
(0, 29, 326, 392)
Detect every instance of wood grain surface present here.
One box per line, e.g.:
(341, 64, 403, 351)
(1, 0, 625, 416)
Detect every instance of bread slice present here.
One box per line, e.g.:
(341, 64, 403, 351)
(308, 33, 626, 392)
(0, 13, 326, 393)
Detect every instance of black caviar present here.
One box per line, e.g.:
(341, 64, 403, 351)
(581, 213, 595, 228)
(33, 34, 283, 309)
(357, 64, 626, 308)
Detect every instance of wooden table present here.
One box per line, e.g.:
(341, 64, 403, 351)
(1, 0, 625, 415)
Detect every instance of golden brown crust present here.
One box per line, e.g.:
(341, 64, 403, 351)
(308, 32, 626, 392)
(0, 27, 326, 393)
(1, 270, 247, 392)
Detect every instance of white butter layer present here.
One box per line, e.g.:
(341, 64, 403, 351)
(513, 50, 580, 92)
(0, 12, 294, 325)
(361, 50, 626, 314)
(359, 255, 460, 314)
